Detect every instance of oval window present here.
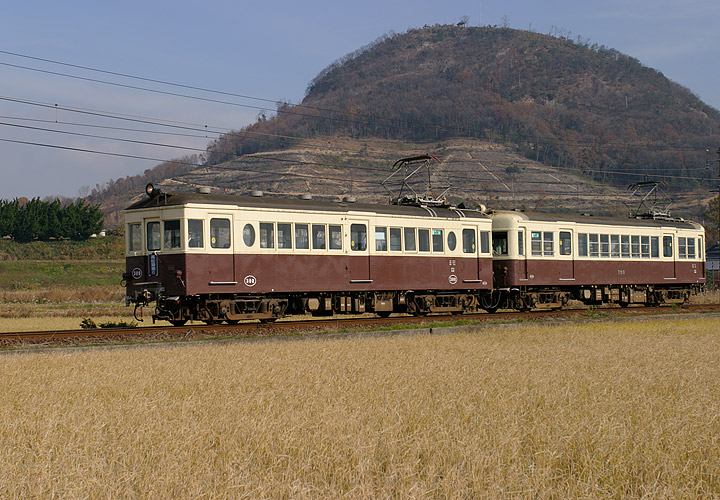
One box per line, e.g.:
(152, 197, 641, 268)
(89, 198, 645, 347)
(243, 224, 255, 247)
(447, 231, 457, 251)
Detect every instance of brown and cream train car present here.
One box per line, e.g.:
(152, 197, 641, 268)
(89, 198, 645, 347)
(488, 210, 705, 311)
(124, 186, 494, 324)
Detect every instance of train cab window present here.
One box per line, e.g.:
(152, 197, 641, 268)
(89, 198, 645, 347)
(599, 234, 609, 258)
(163, 220, 181, 249)
(493, 232, 508, 256)
(390, 228, 402, 251)
(685, 237, 694, 259)
(698, 238, 703, 259)
(678, 237, 688, 259)
(610, 235, 620, 258)
(418, 229, 430, 252)
(641, 236, 650, 258)
(631, 235, 640, 258)
(517, 230, 524, 256)
(351, 224, 367, 251)
(295, 224, 309, 249)
(663, 236, 673, 258)
(128, 223, 142, 251)
(147, 221, 160, 251)
(312, 225, 326, 250)
(259, 223, 274, 249)
(589, 234, 599, 257)
(404, 228, 417, 251)
(210, 218, 231, 249)
(277, 223, 292, 249)
(463, 229, 476, 254)
(329, 225, 342, 250)
(188, 219, 204, 248)
(447, 231, 457, 251)
(481, 231, 490, 254)
(559, 231, 572, 256)
(621, 235, 630, 258)
(375, 227, 387, 251)
(243, 224, 255, 247)
(651, 236, 659, 258)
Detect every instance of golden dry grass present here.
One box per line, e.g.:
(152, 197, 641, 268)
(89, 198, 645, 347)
(1, 317, 720, 499)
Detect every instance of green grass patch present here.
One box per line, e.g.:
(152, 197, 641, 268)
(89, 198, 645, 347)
(0, 236, 124, 261)
(0, 260, 124, 289)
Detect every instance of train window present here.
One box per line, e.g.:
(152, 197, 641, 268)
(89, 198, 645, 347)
(277, 223, 292, 249)
(259, 222, 274, 249)
(531, 232, 542, 256)
(543, 232, 554, 256)
(651, 236, 659, 258)
(351, 224, 367, 251)
(418, 229, 430, 252)
(147, 221, 161, 251)
(375, 227, 387, 251)
(163, 220, 181, 249)
(493, 231, 508, 256)
(698, 238, 703, 259)
(329, 225, 342, 250)
(447, 231, 457, 251)
(685, 237, 694, 259)
(678, 237, 687, 259)
(621, 235, 630, 258)
(663, 236, 673, 258)
(589, 234, 599, 257)
(210, 219, 231, 249)
(518, 230, 524, 256)
(295, 224, 309, 249)
(404, 228, 416, 252)
(463, 229, 476, 254)
(641, 236, 650, 258)
(432, 230, 443, 252)
(610, 235, 620, 258)
(390, 228, 402, 251)
(243, 224, 255, 247)
(578, 233, 588, 257)
(128, 223, 142, 251)
(559, 231, 572, 256)
(481, 231, 490, 254)
(312, 225, 326, 250)
(599, 234, 609, 258)
(631, 235, 640, 258)
(188, 219, 204, 248)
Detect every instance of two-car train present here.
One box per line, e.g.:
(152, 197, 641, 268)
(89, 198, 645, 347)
(123, 185, 705, 325)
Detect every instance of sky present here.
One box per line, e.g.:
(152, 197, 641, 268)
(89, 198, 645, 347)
(1, 0, 719, 200)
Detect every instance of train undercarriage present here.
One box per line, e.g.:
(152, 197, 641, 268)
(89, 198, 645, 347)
(133, 282, 704, 325)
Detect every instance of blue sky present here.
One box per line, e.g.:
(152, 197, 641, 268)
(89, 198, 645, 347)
(1, 0, 719, 200)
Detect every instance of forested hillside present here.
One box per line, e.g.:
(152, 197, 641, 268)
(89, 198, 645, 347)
(205, 26, 720, 187)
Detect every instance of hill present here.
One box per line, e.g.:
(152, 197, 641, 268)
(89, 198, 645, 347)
(94, 25, 720, 227)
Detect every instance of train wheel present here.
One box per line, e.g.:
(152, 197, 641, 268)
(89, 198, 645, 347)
(225, 319, 240, 325)
(377, 311, 391, 318)
(169, 319, 188, 327)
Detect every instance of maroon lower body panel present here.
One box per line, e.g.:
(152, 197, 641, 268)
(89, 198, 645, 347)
(126, 253, 493, 296)
(494, 258, 705, 288)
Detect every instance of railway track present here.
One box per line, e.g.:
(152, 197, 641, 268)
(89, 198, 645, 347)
(2, 303, 718, 347)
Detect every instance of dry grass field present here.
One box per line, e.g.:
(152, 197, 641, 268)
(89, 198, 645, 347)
(1, 316, 720, 499)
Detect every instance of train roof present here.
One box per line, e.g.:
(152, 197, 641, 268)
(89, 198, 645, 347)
(490, 209, 703, 230)
(124, 191, 491, 220)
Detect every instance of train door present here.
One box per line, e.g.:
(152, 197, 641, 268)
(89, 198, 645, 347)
(663, 233, 676, 280)
(207, 214, 236, 286)
(461, 225, 481, 282)
(517, 226, 528, 280)
(144, 217, 161, 280)
(348, 219, 371, 284)
(558, 229, 575, 281)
